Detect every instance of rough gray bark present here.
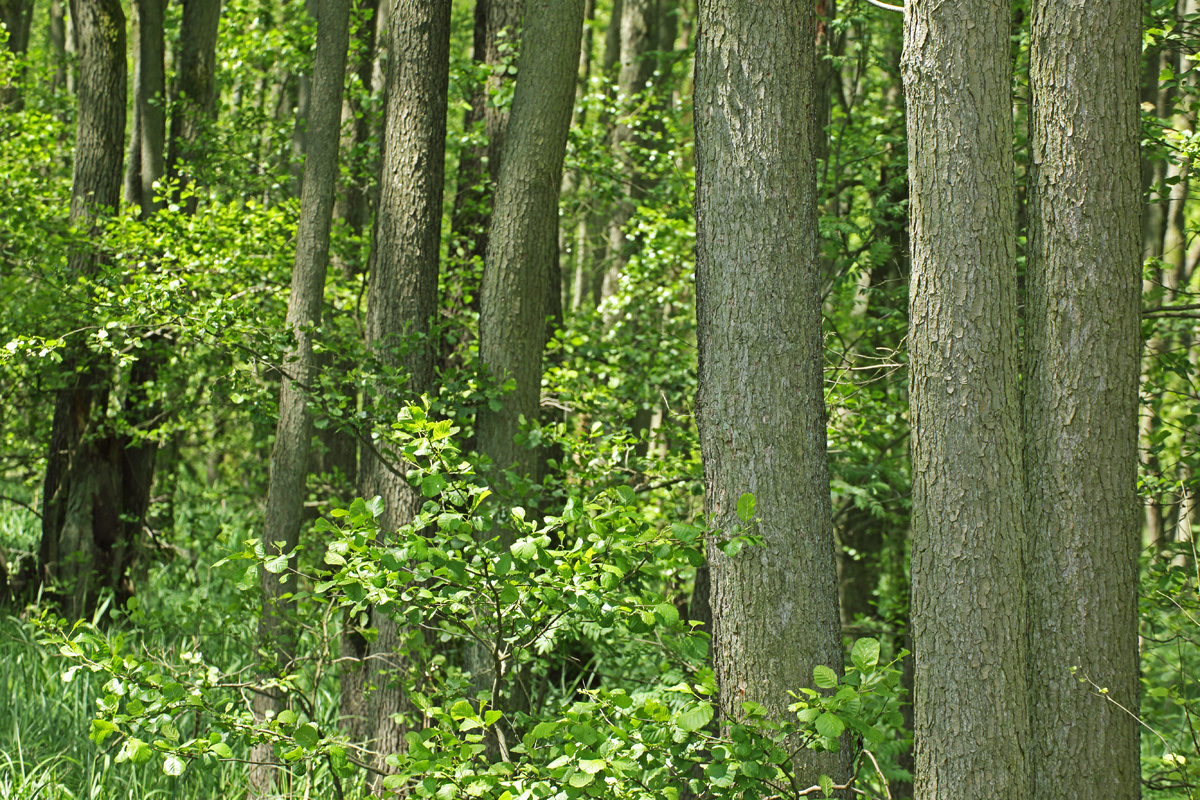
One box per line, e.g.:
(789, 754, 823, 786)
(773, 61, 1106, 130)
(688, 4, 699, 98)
(1025, 0, 1142, 795)
(344, 0, 451, 774)
(167, 0, 222, 210)
(35, 0, 127, 619)
(477, 0, 583, 498)
(693, 0, 850, 790)
(902, 0, 1029, 794)
(250, 0, 348, 792)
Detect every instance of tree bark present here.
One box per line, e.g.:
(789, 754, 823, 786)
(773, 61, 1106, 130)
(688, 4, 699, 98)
(694, 0, 850, 790)
(35, 0, 127, 619)
(167, 0, 222, 211)
(125, 0, 166, 215)
(477, 0, 583, 501)
(484, 0, 526, 186)
(249, 0, 349, 792)
(343, 0, 451, 775)
(1025, 0, 1142, 795)
(902, 0, 1029, 795)
(0, 0, 34, 107)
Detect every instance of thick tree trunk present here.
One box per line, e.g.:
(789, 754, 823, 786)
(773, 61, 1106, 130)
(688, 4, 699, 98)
(694, 0, 850, 791)
(477, 0, 583, 503)
(36, 0, 127, 619)
(341, 0, 450, 776)
(902, 0, 1029, 795)
(1024, 0, 1142, 795)
(249, 0, 349, 793)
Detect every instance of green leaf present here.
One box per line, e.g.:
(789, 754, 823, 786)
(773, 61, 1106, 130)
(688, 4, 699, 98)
(265, 552, 289, 573)
(736, 492, 756, 522)
(819, 774, 834, 796)
(675, 702, 714, 732)
(568, 770, 595, 787)
(365, 496, 384, 517)
(815, 712, 845, 739)
(654, 602, 680, 626)
(89, 718, 118, 745)
(421, 474, 448, 498)
(529, 720, 560, 741)
(295, 723, 320, 749)
(510, 537, 538, 559)
(813, 664, 838, 689)
(672, 522, 704, 543)
(578, 758, 606, 774)
(163, 755, 186, 776)
(210, 741, 234, 758)
(276, 709, 298, 727)
(851, 637, 880, 671)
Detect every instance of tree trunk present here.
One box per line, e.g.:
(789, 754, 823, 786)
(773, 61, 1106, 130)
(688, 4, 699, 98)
(343, 0, 450, 777)
(902, 0, 1029, 794)
(599, 0, 657, 305)
(50, 0, 67, 93)
(1024, 0, 1142, 795)
(484, 0, 526, 186)
(0, 0, 33, 108)
(167, 0, 222, 211)
(35, 0, 127, 620)
(694, 0, 850, 791)
(249, 0, 349, 793)
(127, 0, 166, 215)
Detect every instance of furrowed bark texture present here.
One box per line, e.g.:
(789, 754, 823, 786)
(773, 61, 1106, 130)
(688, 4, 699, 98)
(694, 0, 850, 789)
(477, 0, 583, 495)
(1025, 0, 1142, 795)
(36, 0, 127, 618)
(250, 0, 348, 792)
(902, 0, 1029, 795)
(346, 0, 450, 773)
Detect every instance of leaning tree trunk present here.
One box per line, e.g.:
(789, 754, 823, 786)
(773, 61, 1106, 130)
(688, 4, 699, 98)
(693, 0, 851, 791)
(36, 0, 127, 620)
(249, 0, 349, 793)
(902, 0, 1029, 795)
(476, 0, 583, 503)
(342, 0, 451, 779)
(1025, 0, 1142, 795)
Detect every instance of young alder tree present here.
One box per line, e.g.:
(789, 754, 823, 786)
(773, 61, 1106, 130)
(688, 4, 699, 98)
(902, 0, 1029, 795)
(342, 0, 452, 773)
(38, 0, 127, 618)
(693, 0, 851, 789)
(1025, 0, 1142, 795)
(251, 0, 349, 792)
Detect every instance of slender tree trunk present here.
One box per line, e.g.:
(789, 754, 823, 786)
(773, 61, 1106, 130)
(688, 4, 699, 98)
(0, 0, 33, 107)
(34, 0, 127, 619)
(167, 0, 222, 211)
(599, 0, 657, 304)
(484, 0, 526, 186)
(1024, 0, 1142, 795)
(902, 0, 1029, 794)
(477, 0, 583, 504)
(130, 0, 166, 214)
(342, 0, 450, 777)
(50, 0, 67, 93)
(249, 0, 349, 793)
(694, 0, 850, 791)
